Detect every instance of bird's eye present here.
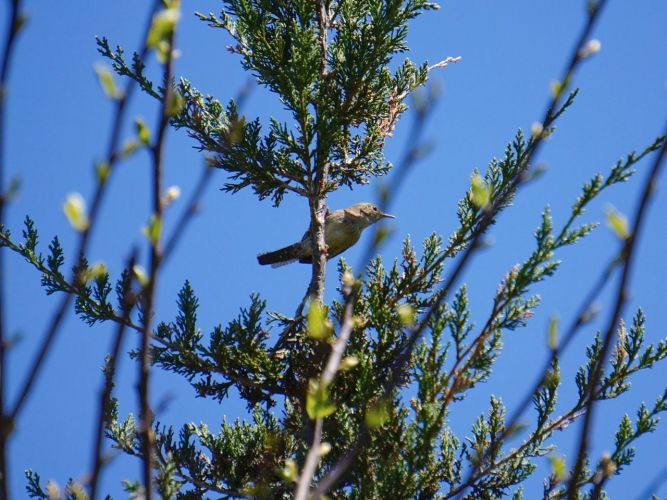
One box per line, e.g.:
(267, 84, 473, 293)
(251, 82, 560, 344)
(373, 206, 378, 211)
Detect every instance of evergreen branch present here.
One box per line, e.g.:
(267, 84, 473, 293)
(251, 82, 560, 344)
(446, 406, 582, 498)
(96, 37, 161, 101)
(152, 287, 285, 405)
(6, 0, 162, 426)
(447, 308, 666, 497)
(103, 421, 245, 498)
(0, 227, 144, 333)
(312, 1, 610, 495)
(567, 117, 667, 499)
(587, 391, 667, 497)
(0, 0, 25, 497)
(171, 82, 310, 206)
(450, 133, 665, 495)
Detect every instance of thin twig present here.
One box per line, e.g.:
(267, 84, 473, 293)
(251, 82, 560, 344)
(89, 252, 138, 500)
(162, 164, 214, 264)
(7, 0, 162, 425)
(635, 464, 667, 500)
(311, 2, 610, 495)
(295, 418, 324, 500)
(294, 284, 355, 499)
(567, 119, 667, 499)
(162, 80, 252, 264)
(137, 20, 177, 500)
(0, 0, 23, 497)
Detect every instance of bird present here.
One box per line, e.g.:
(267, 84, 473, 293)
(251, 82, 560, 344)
(257, 202, 395, 267)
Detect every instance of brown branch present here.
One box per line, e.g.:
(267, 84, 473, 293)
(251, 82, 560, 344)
(305, 0, 332, 304)
(0, 0, 23, 497)
(294, 281, 355, 499)
(162, 164, 214, 264)
(89, 252, 138, 500)
(567, 118, 667, 499)
(316, 0, 329, 79)
(137, 19, 178, 500)
(7, 0, 162, 426)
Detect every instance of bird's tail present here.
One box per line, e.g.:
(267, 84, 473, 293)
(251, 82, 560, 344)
(257, 243, 302, 267)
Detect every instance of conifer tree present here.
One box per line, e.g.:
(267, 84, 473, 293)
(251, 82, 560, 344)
(0, 0, 666, 498)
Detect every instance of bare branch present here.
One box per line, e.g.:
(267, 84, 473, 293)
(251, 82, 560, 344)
(0, 0, 24, 497)
(294, 282, 355, 499)
(137, 14, 178, 500)
(7, 0, 163, 426)
(567, 118, 667, 499)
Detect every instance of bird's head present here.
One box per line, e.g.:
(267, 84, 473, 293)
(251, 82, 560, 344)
(350, 202, 395, 227)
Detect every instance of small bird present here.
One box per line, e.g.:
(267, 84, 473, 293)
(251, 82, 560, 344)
(257, 202, 395, 267)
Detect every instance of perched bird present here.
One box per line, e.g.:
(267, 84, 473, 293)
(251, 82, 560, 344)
(257, 202, 395, 267)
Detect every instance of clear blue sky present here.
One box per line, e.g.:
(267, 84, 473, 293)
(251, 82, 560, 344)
(2, 0, 666, 497)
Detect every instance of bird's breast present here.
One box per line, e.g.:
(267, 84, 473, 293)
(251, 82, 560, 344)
(325, 219, 361, 257)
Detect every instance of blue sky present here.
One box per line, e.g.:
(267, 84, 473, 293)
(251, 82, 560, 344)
(2, 0, 666, 498)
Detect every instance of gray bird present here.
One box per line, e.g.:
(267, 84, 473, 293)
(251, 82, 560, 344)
(257, 202, 395, 267)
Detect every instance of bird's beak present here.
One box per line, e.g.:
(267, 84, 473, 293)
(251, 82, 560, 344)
(381, 212, 395, 219)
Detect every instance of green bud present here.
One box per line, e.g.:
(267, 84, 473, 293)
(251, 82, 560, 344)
(142, 214, 162, 247)
(147, 7, 180, 49)
(132, 265, 149, 287)
(121, 140, 138, 157)
(94, 63, 121, 100)
(95, 161, 110, 183)
(279, 459, 297, 483)
(365, 400, 389, 428)
(339, 356, 359, 371)
(549, 455, 568, 482)
(135, 117, 151, 145)
(83, 261, 107, 283)
(373, 225, 392, 247)
(548, 315, 559, 350)
(307, 301, 332, 340)
(167, 90, 185, 117)
(63, 193, 89, 231)
(396, 303, 416, 327)
(470, 172, 490, 209)
(605, 205, 629, 240)
(306, 379, 335, 419)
